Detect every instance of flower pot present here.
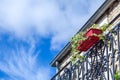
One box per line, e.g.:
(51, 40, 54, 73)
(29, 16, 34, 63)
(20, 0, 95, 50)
(78, 36, 100, 51)
(77, 28, 102, 51)
(84, 28, 102, 38)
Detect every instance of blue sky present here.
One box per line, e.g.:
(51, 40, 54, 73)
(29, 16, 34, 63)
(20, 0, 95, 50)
(0, 0, 105, 80)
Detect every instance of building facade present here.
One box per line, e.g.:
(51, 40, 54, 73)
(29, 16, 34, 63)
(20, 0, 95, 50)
(50, 0, 120, 80)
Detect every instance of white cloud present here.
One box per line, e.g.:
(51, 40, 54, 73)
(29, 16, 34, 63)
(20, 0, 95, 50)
(0, 0, 106, 79)
(0, 0, 105, 50)
(0, 43, 51, 80)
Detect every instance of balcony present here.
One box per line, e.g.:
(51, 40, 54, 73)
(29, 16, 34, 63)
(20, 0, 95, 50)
(51, 23, 120, 80)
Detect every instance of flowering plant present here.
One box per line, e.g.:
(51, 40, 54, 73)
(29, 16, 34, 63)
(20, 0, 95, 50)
(71, 24, 109, 64)
(115, 71, 120, 80)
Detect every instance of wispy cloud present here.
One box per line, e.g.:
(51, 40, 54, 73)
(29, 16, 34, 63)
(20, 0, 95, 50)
(0, 0, 106, 80)
(0, 0, 105, 79)
(0, 0, 105, 50)
(0, 40, 51, 80)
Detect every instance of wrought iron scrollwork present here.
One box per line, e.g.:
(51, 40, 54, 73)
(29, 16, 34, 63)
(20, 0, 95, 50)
(51, 23, 120, 80)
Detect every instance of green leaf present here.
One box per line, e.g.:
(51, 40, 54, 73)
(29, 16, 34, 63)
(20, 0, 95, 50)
(70, 23, 110, 65)
(100, 24, 109, 31)
(115, 71, 120, 80)
(91, 24, 99, 28)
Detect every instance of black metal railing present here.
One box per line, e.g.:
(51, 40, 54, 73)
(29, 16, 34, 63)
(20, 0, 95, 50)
(51, 22, 120, 80)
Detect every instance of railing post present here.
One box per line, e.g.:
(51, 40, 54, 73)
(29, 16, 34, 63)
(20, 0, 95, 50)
(117, 25, 120, 71)
(81, 61, 85, 80)
(69, 61, 72, 80)
(77, 60, 80, 80)
(110, 34, 115, 80)
(86, 52, 89, 80)
(105, 36, 109, 80)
